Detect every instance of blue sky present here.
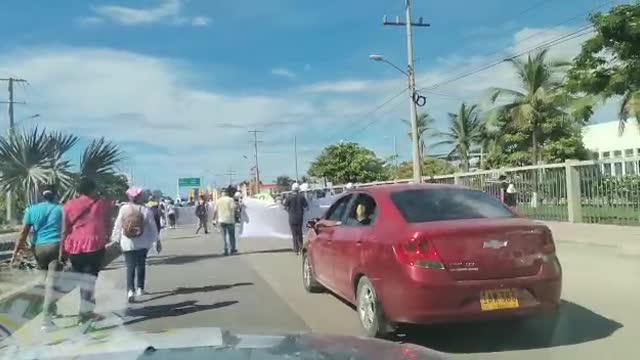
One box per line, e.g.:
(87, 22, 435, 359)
(0, 0, 619, 195)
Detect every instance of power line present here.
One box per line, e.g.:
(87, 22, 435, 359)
(514, 0, 555, 17)
(422, 1, 612, 90)
(319, 2, 611, 149)
(342, 93, 408, 141)
(419, 25, 595, 93)
(320, 87, 409, 144)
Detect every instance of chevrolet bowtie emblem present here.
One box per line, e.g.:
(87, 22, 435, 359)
(483, 239, 508, 249)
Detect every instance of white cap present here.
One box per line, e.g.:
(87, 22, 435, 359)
(506, 184, 517, 194)
(291, 183, 300, 191)
(299, 183, 310, 192)
(345, 182, 354, 189)
(234, 191, 241, 198)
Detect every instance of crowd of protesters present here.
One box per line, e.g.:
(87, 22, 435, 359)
(10, 178, 164, 331)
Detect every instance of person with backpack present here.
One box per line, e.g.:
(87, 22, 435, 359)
(195, 195, 209, 234)
(61, 177, 113, 326)
(11, 184, 63, 331)
(111, 186, 161, 303)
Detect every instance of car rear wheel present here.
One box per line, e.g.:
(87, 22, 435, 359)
(302, 252, 324, 293)
(356, 277, 392, 338)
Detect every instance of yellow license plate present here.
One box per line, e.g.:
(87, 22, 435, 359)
(480, 289, 520, 311)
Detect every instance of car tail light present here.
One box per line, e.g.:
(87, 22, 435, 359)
(393, 232, 445, 270)
(540, 228, 556, 254)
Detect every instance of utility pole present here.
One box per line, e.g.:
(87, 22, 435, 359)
(383, 1, 429, 183)
(294, 136, 299, 182)
(248, 129, 263, 194)
(393, 135, 399, 180)
(1, 77, 27, 224)
(224, 168, 236, 186)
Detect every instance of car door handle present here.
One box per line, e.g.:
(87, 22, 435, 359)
(356, 240, 363, 246)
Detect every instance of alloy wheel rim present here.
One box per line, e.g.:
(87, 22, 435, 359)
(359, 285, 375, 329)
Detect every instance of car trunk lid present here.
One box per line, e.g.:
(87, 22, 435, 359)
(410, 218, 551, 280)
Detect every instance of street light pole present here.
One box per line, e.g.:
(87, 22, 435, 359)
(405, 9, 421, 183)
(381, 0, 429, 183)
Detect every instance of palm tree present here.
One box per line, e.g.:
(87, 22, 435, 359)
(63, 138, 124, 200)
(0, 128, 124, 206)
(402, 112, 434, 164)
(0, 128, 62, 205)
(435, 103, 482, 172)
(618, 90, 640, 135)
(489, 49, 573, 165)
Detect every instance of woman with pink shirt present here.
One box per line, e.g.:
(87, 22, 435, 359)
(61, 177, 113, 324)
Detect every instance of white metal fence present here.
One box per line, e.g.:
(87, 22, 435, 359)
(330, 157, 640, 226)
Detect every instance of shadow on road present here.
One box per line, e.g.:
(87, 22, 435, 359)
(104, 248, 294, 269)
(121, 300, 238, 326)
(139, 282, 254, 303)
(397, 300, 622, 353)
(151, 253, 226, 265)
(239, 248, 293, 255)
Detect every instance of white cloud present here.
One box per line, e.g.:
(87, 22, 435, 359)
(191, 16, 212, 27)
(86, 0, 209, 28)
(0, 25, 620, 190)
(271, 67, 296, 79)
(301, 80, 375, 93)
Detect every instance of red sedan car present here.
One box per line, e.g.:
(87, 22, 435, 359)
(302, 184, 562, 337)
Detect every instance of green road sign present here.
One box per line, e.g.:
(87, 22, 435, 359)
(178, 177, 201, 187)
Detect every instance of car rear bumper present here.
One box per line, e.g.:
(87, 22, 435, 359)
(378, 259, 562, 325)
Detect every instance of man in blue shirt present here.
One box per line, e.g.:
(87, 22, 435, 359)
(12, 184, 63, 331)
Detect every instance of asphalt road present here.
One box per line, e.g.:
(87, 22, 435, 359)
(7, 225, 635, 359)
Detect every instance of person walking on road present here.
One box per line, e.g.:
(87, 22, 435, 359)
(213, 188, 237, 256)
(166, 200, 177, 229)
(283, 183, 308, 255)
(195, 195, 209, 234)
(12, 184, 63, 331)
(112, 186, 161, 303)
(61, 177, 113, 325)
(147, 199, 162, 233)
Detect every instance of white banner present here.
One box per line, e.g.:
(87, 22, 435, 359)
(240, 195, 340, 239)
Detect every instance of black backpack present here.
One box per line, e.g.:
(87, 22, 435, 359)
(196, 204, 206, 217)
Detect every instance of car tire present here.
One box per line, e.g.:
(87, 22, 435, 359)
(302, 252, 324, 293)
(356, 277, 392, 338)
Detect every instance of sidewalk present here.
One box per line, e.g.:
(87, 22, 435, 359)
(544, 221, 640, 255)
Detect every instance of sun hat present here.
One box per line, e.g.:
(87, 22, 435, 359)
(126, 186, 143, 201)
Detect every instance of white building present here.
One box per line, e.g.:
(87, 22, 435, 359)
(582, 118, 640, 176)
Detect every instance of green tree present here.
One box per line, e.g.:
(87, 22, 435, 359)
(308, 142, 388, 184)
(396, 158, 457, 179)
(435, 103, 483, 172)
(276, 175, 294, 191)
(0, 128, 77, 205)
(567, 3, 640, 134)
(100, 174, 130, 202)
(0, 128, 124, 211)
(483, 112, 590, 168)
(490, 50, 565, 165)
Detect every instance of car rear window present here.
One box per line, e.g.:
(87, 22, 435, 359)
(390, 188, 515, 223)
